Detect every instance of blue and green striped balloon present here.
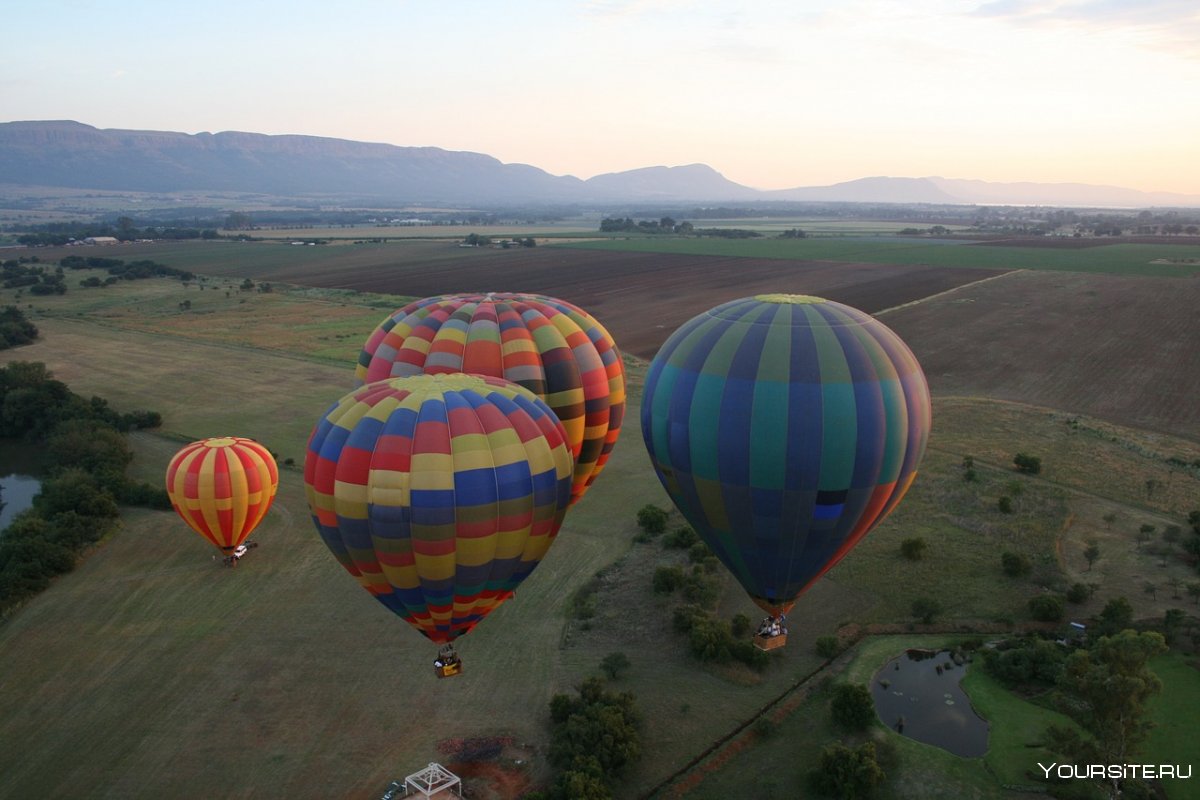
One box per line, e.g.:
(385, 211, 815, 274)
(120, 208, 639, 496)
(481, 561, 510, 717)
(641, 295, 931, 616)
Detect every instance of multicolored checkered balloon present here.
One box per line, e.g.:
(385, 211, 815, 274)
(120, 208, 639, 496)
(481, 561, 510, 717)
(642, 295, 931, 617)
(165, 437, 279, 553)
(304, 373, 574, 644)
(355, 293, 624, 505)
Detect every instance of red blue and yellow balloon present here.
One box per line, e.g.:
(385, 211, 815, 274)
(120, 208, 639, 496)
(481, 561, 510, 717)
(355, 293, 624, 505)
(641, 295, 931, 618)
(304, 373, 574, 645)
(165, 437, 279, 554)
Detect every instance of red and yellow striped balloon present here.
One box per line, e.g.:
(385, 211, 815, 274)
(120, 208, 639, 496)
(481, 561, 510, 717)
(165, 437, 280, 553)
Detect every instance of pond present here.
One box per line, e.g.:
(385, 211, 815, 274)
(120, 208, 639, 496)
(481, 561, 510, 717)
(871, 648, 989, 758)
(0, 442, 43, 533)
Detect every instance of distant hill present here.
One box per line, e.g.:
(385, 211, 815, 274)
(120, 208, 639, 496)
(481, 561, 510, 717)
(1, 120, 1198, 208)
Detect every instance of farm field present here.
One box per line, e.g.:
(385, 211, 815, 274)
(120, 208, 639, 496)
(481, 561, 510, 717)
(25, 239, 1006, 359)
(562, 235, 1200, 276)
(0, 272, 1197, 798)
(880, 269, 1200, 440)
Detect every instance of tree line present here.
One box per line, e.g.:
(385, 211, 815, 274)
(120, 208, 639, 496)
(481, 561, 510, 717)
(0, 362, 168, 614)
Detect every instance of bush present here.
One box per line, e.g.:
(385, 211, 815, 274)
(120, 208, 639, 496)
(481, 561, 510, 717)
(998, 495, 1014, 514)
(652, 566, 685, 594)
(912, 597, 942, 623)
(662, 525, 699, 549)
(900, 537, 927, 560)
(1066, 583, 1091, 604)
(636, 504, 668, 534)
(731, 613, 752, 638)
(982, 636, 1065, 688)
(1014, 453, 1042, 474)
(1028, 594, 1066, 622)
(816, 635, 841, 659)
(687, 541, 714, 563)
(831, 683, 876, 730)
(680, 572, 721, 608)
(1001, 551, 1031, 577)
(600, 651, 631, 680)
(808, 742, 885, 799)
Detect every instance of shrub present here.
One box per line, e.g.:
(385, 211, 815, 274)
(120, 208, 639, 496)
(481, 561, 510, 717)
(731, 613, 752, 638)
(912, 596, 942, 623)
(662, 525, 699, 549)
(1001, 551, 1031, 577)
(808, 742, 885, 799)
(831, 683, 876, 730)
(635, 504, 668, 534)
(998, 495, 1014, 514)
(1066, 583, 1091, 604)
(600, 652, 631, 680)
(1028, 594, 1065, 622)
(816, 635, 841, 659)
(900, 537, 927, 560)
(1014, 453, 1042, 474)
(652, 565, 685, 594)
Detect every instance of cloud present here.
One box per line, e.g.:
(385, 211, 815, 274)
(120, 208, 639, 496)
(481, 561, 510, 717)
(972, 0, 1200, 57)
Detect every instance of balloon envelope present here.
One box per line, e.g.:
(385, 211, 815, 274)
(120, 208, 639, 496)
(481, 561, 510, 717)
(304, 373, 574, 644)
(165, 437, 279, 552)
(355, 292, 624, 505)
(641, 294, 931, 615)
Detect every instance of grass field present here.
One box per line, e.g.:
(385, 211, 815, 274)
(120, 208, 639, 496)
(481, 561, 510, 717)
(561, 236, 1200, 276)
(0, 261, 1197, 798)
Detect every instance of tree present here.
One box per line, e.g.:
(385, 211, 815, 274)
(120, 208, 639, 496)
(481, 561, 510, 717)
(1094, 596, 1133, 637)
(636, 504, 668, 534)
(1188, 582, 1200, 605)
(548, 677, 641, 778)
(1167, 576, 1182, 600)
(911, 596, 941, 623)
(1028, 594, 1065, 622)
(1136, 524, 1155, 551)
(600, 652, 631, 680)
(831, 683, 876, 731)
(1052, 630, 1167, 796)
(1066, 582, 1091, 604)
(1013, 453, 1042, 474)
(998, 495, 1013, 514)
(899, 537, 926, 560)
(1142, 582, 1157, 601)
(808, 742, 885, 799)
(1163, 524, 1182, 548)
(1083, 542, 1101, 571)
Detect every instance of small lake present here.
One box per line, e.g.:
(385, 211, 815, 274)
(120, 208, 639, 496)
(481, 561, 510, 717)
(0, 473, 41, 531)
(871, 648, 989, 757)
(0, 442, 44, 533)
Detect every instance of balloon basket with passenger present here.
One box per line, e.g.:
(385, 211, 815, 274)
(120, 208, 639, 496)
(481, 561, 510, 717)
(753, 613, 789, 651)
(433, 644, 463, 679)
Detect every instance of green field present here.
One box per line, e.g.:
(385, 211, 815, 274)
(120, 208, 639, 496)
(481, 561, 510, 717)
(561, 236, 1200, 276)
(0, 273, 1197, 798)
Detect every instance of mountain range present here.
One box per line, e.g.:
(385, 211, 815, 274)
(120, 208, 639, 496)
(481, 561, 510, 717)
(1, 120, 1197, 209)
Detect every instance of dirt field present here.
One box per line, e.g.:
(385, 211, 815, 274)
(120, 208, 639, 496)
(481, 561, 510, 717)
(879, 270, 1200, 440)
(192, 247, 1000, 359)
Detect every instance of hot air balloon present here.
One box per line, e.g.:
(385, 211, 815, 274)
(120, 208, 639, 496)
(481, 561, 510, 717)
(641, 295, 930, 649)
(165, 437, 279, 565)
(355, 293, 624, 505)
(304, 372, 574, 677)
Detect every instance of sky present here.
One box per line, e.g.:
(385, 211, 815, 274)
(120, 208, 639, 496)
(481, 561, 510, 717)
(4, 0, 1200, 194)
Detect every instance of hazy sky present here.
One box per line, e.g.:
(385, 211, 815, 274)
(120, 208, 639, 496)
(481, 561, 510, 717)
(5, 0, 1199, 193)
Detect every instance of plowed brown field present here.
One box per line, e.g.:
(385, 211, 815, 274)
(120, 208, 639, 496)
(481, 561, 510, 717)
(265, 248, 1001, 359)
(880, 269, 1200, 439)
